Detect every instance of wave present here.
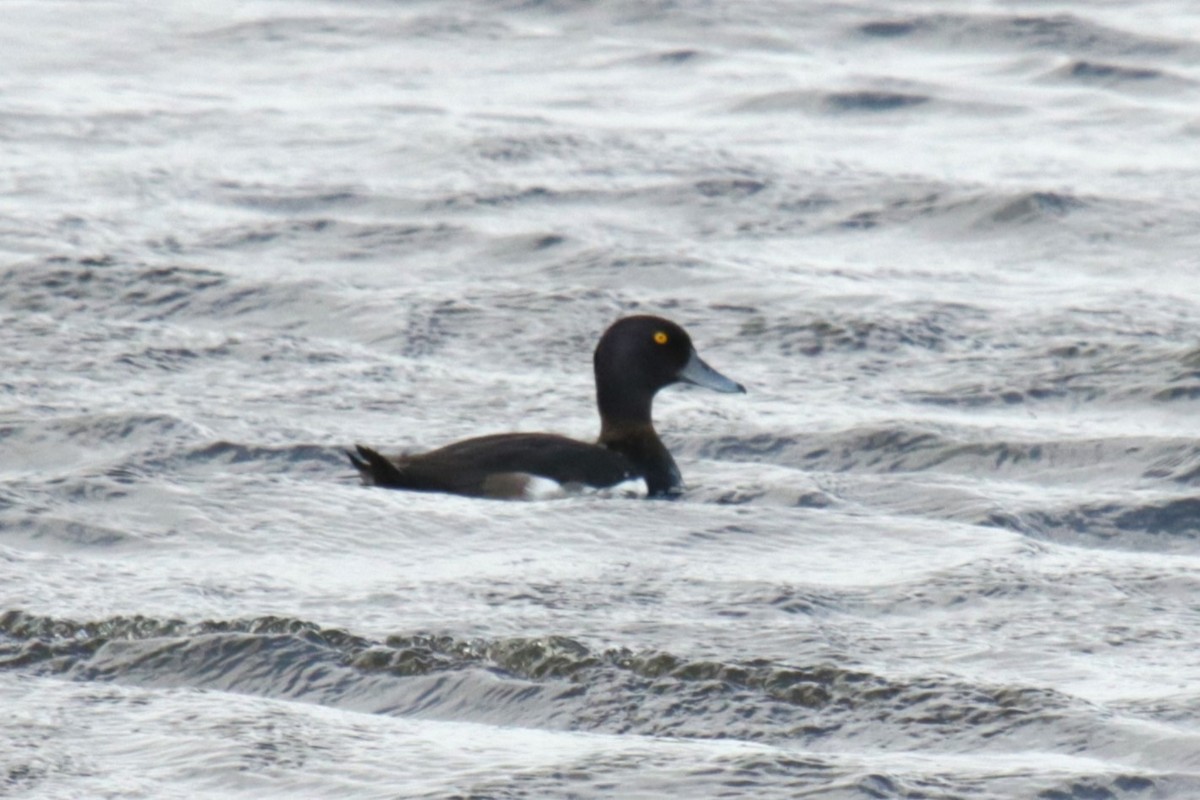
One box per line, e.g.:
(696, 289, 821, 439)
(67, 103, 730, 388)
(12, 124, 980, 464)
(0, 609, 1094, 753)
(1047, 59, 1197, 93)
(986, 495, 1200, 548)
(734, 89, 932, 115)
(856, 12, 1193, 58)
(696, 427, 1192, 479)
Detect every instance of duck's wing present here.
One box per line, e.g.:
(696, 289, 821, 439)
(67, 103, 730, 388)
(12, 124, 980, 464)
(349, 433, 637, 498)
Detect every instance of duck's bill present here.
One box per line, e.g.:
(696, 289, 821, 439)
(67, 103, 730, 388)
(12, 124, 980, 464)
(678, 349, 746, 394)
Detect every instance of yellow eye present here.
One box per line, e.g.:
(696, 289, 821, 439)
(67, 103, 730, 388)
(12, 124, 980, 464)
(653, 331, 669, 345)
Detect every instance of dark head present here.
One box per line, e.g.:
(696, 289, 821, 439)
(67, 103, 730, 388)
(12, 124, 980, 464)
(593, 315, 744, 428)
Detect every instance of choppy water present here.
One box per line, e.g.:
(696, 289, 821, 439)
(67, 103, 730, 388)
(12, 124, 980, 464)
(4, 1, 1200, 797)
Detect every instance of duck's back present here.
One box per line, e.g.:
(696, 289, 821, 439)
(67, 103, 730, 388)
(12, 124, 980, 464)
(351, 433, 637, 498)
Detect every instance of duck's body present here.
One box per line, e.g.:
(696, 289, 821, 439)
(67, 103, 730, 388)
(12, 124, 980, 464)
(349, 315, 743, 499)
(351, 433, 637, 498)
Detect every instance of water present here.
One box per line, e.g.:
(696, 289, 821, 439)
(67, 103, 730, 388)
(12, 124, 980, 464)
(3, 1, 1200, 797)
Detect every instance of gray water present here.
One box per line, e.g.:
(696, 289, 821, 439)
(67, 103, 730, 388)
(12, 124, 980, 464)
(4, 1, 1200, 798)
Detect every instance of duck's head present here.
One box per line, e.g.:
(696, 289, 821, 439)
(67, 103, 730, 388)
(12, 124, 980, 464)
(593, 315, 744, 425)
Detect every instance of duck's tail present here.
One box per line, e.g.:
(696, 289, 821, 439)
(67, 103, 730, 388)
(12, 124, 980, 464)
(347, 444, 410, 488)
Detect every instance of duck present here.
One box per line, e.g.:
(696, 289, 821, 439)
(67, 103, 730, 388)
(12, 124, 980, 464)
(348, 314, 745, 499)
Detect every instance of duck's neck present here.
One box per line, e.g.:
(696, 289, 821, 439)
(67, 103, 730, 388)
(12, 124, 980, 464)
(595, 377, 654, 426)
(598, 417, 681, 497)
